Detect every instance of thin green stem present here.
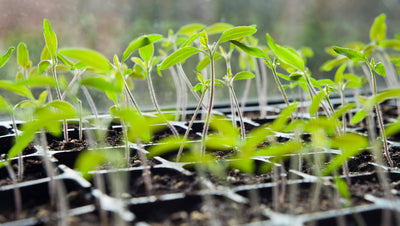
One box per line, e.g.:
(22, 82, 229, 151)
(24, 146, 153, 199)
(271, 63, 294, 121)
(367, 62, 393, 167)
(147, 71, 179, 137)
(229, 85, 245, 140)
(201, 52, 215, 156)
(177, 89, 207, 162)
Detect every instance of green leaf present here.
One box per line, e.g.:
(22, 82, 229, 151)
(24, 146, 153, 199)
(375, 62, 386, 77)
(46, 100, 76, 114)
(159, 46, 200, 70)
(218, 26, 257, 44)
(0, 81, 33, 99)
(379, 40, 400, 50)
(0, 96, 12, 113)
(334, 63, 346, 83)
(200, 30, 208, 50)
(75, 149, 125, 179)
(181, 32, 201, 48)
(43, 19, 58, 58)
(320, 57, 348, 72)
(266, 34, 304, 71)
(147, 136, 189, 158)
(231, 40, 271, 62)
(0, 47, 15, 68)
(80, 76, 121, 93)
(16, 76, 56, 87)
(122, 34, 163, 63)
(192, 83, 205, 93)
(38, 60, 51, 74)
(351, 109, 366, 124)
(270, 104, 297, 132)
(17, 42, 29, 68)
(386, 120, 400, 138)
(322, 133, 368, 176)
(196, 52, 222, 71)
(205, 23, 234, 35)
(139, 43, 154, 63)
(332, 46, 366, 62)
(334, 177, 351, 200)
(177, 23, 205, 36)
(59, 48, 112, 73)
(331, 103, 356, 120)
(196, 72, 205, 83)
(233, 71, 255, 81)
(309, 91, 325, 116)
(210, 116, 239, 138)
(370, 13, 386, 43)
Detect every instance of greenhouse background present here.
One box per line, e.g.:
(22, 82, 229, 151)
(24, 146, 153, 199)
(0, 0, 399, 114)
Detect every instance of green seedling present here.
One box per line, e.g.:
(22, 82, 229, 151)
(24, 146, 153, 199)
(218, 42, 255, 140)
(42, 19, 72, 143)
(132, 41, 179, 136)
(159, 25, 257, 156)
(176, 72, 222, 162)
(333, 46, 394, 167)
(161, 23, 206, 121)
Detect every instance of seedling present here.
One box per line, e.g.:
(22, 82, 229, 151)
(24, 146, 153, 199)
(131, 42, 179, 136)
(333, 46, 394, 167)
(176, 72, 222, 162)
(159, 25, 257, 156)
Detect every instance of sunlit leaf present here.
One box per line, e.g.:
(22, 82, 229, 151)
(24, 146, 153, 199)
(205, 23, 234, 35)
(17, 42, 29, 68)
(369, 13, 386, 43)
(0, 47, 15, 68)
(122, 34, 162, 63)
(159, 46, 200, 70)
(59, 48, 112, 73)
(332, 46, 366, 62)
(231, 40, 271, 63)
(375, 62, 386, 77)
(177, 23, 206, 36)
(266, 34, 304, 71)
(43, 19, 58, 58)
(309, 91, 325, 116)
(218, 26, 257, 44)
(139, 43, 154, 63)
(351, 109, 366, 124)
(320, 57, 348, 72)
(322, 133, 368, 176)
(233, 71, 255, 81)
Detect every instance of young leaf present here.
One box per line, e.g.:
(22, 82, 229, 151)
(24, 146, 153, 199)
(177, 23, 205, 36)
(309, 91, 325, 116)
(218, 26, 257, 44)
(351, 109, 366, 124)
(59, 48, 112, 73)
(181, 32, 201, 48)
(0, 81, 33, 99)
(159, 46, 200, 70)
(369, 13, 386, 43)
(375, 62, 386, 77)
(200, 30, 208, 50)
(322, 133, 368, 176)
(38, 61, 51, 74)
(233, 71, 255, 81)
(320, 57, 348, 72)
(196, 72, 205, 83)
(43, 19, 58, 58)
(80, 76, 121, 93)
(139, 43, 154, 63)
(17, 42, 29, 68)
(0, 47, 15, 68)
(231, 40, 271, 62)
(122, 34, 163, 63)
(205, 23, 234, 35)
(332, 46, 366, 62)
(334, 63, 347, 84)
(266, 34, 304, 71)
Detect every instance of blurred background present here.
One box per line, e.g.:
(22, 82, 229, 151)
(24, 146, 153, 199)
(0, 0, 399, 115)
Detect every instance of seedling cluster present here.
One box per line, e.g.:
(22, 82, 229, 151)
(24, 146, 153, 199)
(0, 14, 400, 225)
